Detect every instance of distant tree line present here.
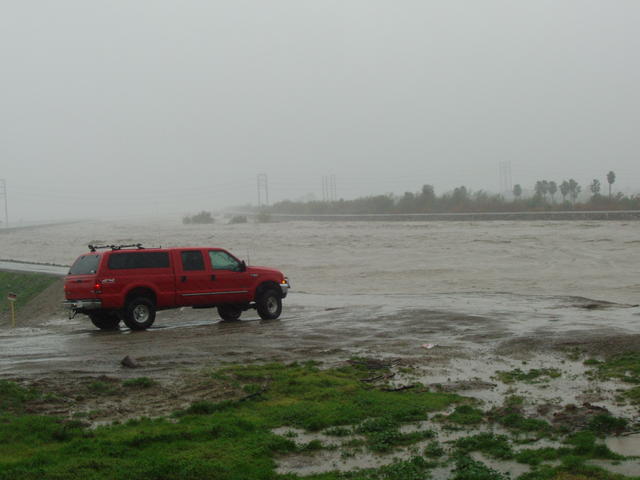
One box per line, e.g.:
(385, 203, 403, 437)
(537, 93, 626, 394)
(264, 171, 640, 215)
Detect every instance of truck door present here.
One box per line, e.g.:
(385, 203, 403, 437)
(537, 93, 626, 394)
(207, 250, 251, 304)
(174, 249, 214, 306)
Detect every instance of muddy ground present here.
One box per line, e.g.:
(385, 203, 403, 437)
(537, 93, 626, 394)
(1, 219, 639, 475)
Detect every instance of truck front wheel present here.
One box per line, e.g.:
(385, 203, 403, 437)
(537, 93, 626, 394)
(123, 297, 156, 330)
(256, 289, 282, 320)
(89, 311, 121, 330)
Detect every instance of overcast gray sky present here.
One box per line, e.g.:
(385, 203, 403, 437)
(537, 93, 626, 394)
(1, 0, 639, 221)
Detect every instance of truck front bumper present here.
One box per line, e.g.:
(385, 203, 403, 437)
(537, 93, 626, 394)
(280, 282, 290, 298)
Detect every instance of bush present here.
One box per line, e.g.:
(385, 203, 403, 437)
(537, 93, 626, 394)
(182, 211, 214, 225)
(255, 211, 271, 223)
(228, 215, 248, 224)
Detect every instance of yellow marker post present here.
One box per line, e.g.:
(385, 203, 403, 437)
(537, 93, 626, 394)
(7, 292, 16, 328)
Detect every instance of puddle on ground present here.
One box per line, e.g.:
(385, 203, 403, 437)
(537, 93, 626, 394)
(605, 433, 640, 457)
(588, 459, 640, 476)
(273, 422, 564, 476)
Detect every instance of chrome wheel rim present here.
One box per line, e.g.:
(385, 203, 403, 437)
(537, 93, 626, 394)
(266, 296, 278, 314)
(133, 305, 149, 323)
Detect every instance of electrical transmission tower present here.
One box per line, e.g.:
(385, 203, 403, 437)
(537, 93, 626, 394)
(322, 175, 337, 202)
(256, 174, 269, 207)
(498, 161, 512, 195)
(0, 179, 7, 228)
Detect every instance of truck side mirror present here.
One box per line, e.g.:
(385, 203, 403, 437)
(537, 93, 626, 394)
(240, 260, 247, 272)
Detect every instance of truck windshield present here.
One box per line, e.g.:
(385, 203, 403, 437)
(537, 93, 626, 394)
(69, 254, 101, 275)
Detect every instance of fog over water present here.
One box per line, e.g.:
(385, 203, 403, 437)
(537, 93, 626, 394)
(1, 1, 639, 221)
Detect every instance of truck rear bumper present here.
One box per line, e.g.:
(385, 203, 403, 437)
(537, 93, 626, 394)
(62, 299, 103, 311)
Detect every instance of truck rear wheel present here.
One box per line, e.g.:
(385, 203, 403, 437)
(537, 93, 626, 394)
(256, 289, 282, 320)
(217, 305, 242, 321)
(89, 311, 121, 330)
(123, 297, 156, 330)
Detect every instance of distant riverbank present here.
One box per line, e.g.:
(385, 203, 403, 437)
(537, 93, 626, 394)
(237, 210, 640, 222)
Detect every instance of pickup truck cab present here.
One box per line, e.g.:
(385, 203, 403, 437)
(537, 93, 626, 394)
(63, 244, 290, 330)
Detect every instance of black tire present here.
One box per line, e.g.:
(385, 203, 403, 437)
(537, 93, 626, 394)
(217, 305, 242, 321)
(89, 311, 121, 330)
(123, 297, 156, 330)
(256, 289, 282, 320)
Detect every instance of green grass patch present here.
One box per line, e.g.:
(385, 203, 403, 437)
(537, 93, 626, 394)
(623, 386, 640, 404)
(452, 455, 509, 480)
(514, 446, 566, 466)
(564, 431, 624, 461)
(0, 271, 58, 313)
(587, 414, 628, 436)
(455, 433, 514, 460)
(323, 426, 351, 437)
(446, 405, 485, 425)
(122, 377, 156, 389)
(87, 381, 119, 395)
(495, 368, 562, 384)
(0, 361, 459, 480)
(423, 440, 444, 458)
(498, 412, 553, 435)
(588, 353, 640, 384)
(0, 380, 40, 412)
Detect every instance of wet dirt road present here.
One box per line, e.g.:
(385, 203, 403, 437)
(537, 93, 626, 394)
(1, 290, 637, 379)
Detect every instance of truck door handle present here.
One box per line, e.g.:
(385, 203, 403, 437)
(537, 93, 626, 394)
(210, 274, 216, 281)
(181, 276, 187, 282)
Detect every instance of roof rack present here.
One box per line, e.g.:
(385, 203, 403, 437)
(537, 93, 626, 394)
(88, 243, 144, 252)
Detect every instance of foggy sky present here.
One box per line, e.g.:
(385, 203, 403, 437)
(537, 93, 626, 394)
(1, 0, 639, 222)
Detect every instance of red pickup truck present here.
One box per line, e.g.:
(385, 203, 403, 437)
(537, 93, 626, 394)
(63, 244, 290, 330)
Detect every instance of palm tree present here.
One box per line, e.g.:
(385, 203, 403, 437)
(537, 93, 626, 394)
(534, 181, 545, 198)
(513, 184, 522, 199)
(541, 180, 550, 200)
(548, 181, 558, 203)
(589, 179, 601, 197)
(568, 179, 581, 203)
(606, 171, 616, 198)
(560, 180, 570, 202)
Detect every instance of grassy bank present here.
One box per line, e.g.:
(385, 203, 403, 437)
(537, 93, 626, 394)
(1, 360, 638, 480)
(0, 271, 58, 314)
(0, 361, 459, 480)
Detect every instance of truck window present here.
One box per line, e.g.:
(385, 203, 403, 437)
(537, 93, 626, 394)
(181, 251, 205, 271)
(69, 254, 101, 274)
(209, 251, 241, 271)
(108, 252, 170, 270)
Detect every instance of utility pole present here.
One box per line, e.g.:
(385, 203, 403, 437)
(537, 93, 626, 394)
(322, 176, 327, 202)
(498, 162, 512, 195)
(257, 174, 269, 207)
(322, 175, 337, 202)
(0, 179, 7, 228)
(330, 174, 337, 201)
